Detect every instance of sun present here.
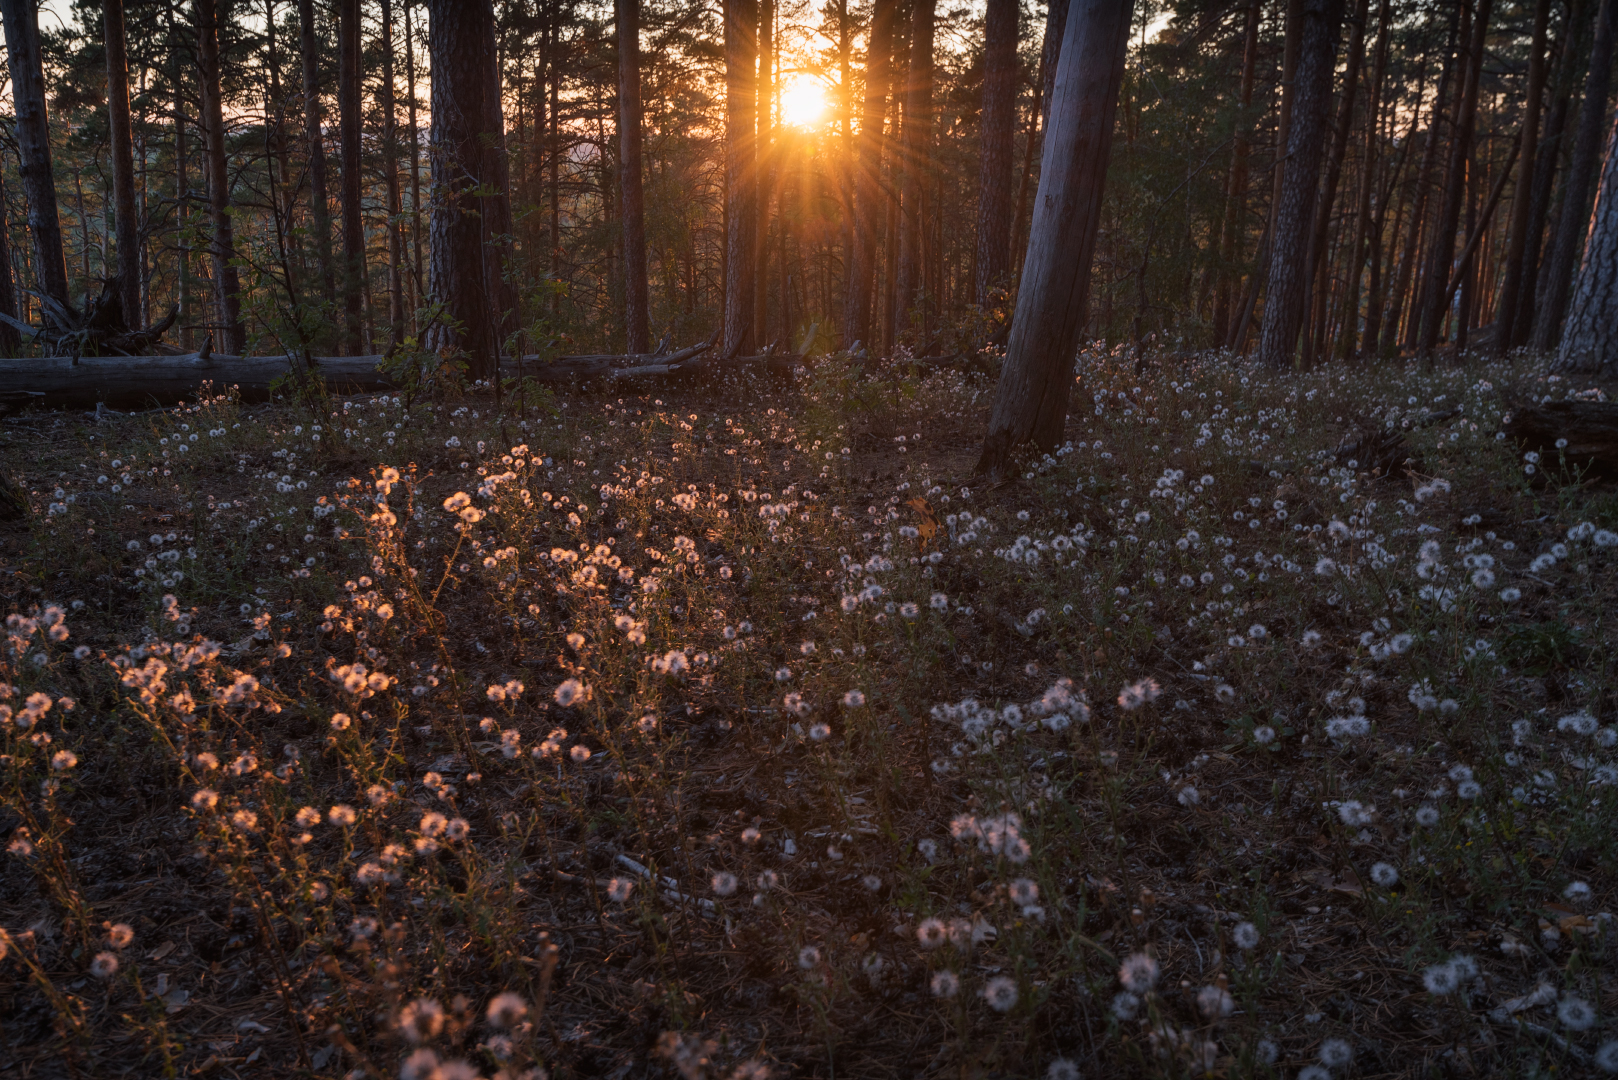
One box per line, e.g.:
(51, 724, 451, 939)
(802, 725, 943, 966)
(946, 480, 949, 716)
(779, 72, 829, 130)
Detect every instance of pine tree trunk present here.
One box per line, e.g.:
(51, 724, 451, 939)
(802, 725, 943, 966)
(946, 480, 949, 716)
(1416, 0, 1492, 356)
(1537, 0, 1615, 351)
(296, 0, 337, 307)
(1256, 0, 1344, 367)
(337, 0, 366, 355)
(1335, 0, 1392, 358)
(171, 6, 193, 351)
(1556, 110, 1618, 375)
(264, 0, 300, 298)
(379, 0, 406, 346)
(1494, 0, 1552, 352)
(894, 0, 934, 332)
(104, 0, 141, 329)
(976, 0, 1133, 478)
(973, 0, 1018, 309)
(405, 0, 424, 318)
(1299, 0, 1365, 364)
(0, 0, 71, 322)
(1384, 17, 1454, 354)
(425, 0, 515, 381)
(1011, 0, 1067, 281)
(196, 0, 246, 354)
(843, 0, 894, 349)
(1520, 5, 1582, 345)
(756, 0, 774, 349)
(1214, 0, 1262, 345)
(616, 0, 651, 354)
(723, 0, 758, 358)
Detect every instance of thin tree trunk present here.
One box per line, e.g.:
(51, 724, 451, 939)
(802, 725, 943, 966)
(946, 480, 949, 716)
(379, 0, 406, 345)
(1011, 0, 1068, 280)
(973, 0, 1018, 308)
(1257, 0, 1345, 367)
(1335, 0, 1392, 358)
(1538, 0, 1616, 350)
(104, 0, 141, 328)
(549, 18, 562, 316)
(171, 6, 193, 351)
(1214, 0, 1262, 345)
(1520, 3, 1582, 345)
(756, 0, 774, 348)
(264, 0, 300, 298)
(196, 0, 245, 354)
(0, 0, 71, 322)
(425, 0, 514, 381)
(296, 0, 337, 307)
(1299, 0, 1366, 364)
(616, 0, 651, 353)
(977, 0, 1133, 477)
(1495, 0, 1553, 352)
(405, 0, 424, 318)
(723, 0, 758, 357)
(337, 0, 365, 355)
(1416, 0, 1492, 356)
(1392, 7, 1460, 353)
(844, 0, 895, 348)
(894, 0, 935, 332)
(1555, 109, 1618, 374)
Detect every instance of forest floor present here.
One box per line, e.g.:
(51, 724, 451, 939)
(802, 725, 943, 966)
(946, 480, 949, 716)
(1, 347, 1616, 1080)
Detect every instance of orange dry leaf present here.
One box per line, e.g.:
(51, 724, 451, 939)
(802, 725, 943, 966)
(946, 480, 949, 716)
(906, 497, 938, 549)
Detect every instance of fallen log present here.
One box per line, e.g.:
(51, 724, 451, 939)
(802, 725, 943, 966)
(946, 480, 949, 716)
(0, 340, 747, 409)
(1503, 398, 1618, 477)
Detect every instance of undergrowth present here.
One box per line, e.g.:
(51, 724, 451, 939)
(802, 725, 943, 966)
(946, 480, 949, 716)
(1, 348, 1615, 1079)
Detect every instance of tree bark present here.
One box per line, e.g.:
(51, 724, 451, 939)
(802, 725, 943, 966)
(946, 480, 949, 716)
(380, 0, 406, 346)
(756, 0, 774, 349)
(976, 0, 1133, 478)
(104, 0, 141, 328)
(1256, 0, 1345, 368)
(894, 0, 935, 330)
(616, 0, 651, 354)
(1335, 0, 1392, 358)
(195, 0, 246, 354)
(296, 0, 337, 306)
(973, 0, 1018, 308)
(336, 0, 366, 354)
(1011, 0, 1068, 283)
(1556, 110, 1618, 375)
(1538, 0, 1616, 351)
(425, 0, 516, 381)
(405, 0, 424, 317)
(1415, 0, 1492, 356)
(844, 0, 895, 348)
(1299, 0, 1366, 364)
(723, 0, 758, 358)
(0, 0, 71, 322)
(1494, 0, 1553, 352)
(1214, 0, 1262, 345)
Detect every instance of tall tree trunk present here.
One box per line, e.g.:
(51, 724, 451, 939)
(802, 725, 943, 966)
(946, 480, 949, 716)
(1011, 0, 1068, 281)
(103, 0, 141, 328)
(264, 0, 300, 296)
(425, 0, 514, 381)
(1230, 0, 1304, 353)
(1538, 0, 1616, 350)
(894, 0, 935, 331)
(1494, 0, 1553, 352)
(0, 0, 71, 324)
(1256, 0, 1345, 367)
(1520, 4, 1582, 345)
(1214, 0, 1262, 345)
(756, 0, 775, 349)
(380, 0, 406, 346)
(405, 0, 424, 318)
(1335, 0, 1392, 358)
(976, 0, 1133, 477)
(1415, 0, 1492, 356)
(616, 0, 651, 353)
(548, 18, 562, 315)
(196, 0, 246, 354)
(337, 0, 366, 355)
(1555, 109, 1618, 374)
(296, 0, 337, 307)
(171, 5, 193, 351)
(844, 0, 895, 348)
(723, 0, 758, 357)
(973, 0, 1018, 309)
(1299, 0, 1366, 364)
(1384, 18, 1453, 354)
